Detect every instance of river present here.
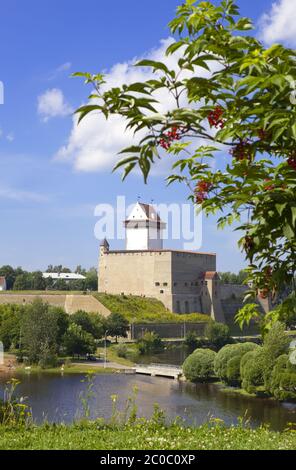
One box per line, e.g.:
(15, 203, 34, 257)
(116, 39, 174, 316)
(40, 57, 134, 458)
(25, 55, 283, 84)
(0, 372, 295, 431)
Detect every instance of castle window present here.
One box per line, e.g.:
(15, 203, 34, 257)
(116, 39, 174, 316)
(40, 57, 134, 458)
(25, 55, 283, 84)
(160, 290, 164, 294)
(163, 282, 168, 287)
(174, 282, 177, 286)
(185, 282, 188, 287)
(155, 282, 160, 286)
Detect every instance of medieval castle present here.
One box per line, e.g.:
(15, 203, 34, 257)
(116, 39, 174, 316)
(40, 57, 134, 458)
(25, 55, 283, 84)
(97, 202, 238, 322)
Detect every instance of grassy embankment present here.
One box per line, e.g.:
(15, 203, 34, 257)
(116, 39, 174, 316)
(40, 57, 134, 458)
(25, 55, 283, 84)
(94, 293, 210, 324)
(0, 420, 295, 450)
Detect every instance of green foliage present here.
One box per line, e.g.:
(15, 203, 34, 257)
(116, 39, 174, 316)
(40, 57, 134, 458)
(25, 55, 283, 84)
(106, 313, 130, 342)
(240, 348, 266, 394)
(184, 331, 203, 351)
(21, 299, 61, 364)
(183, 348, 216, 382)
(270, 355, 296, 402)
(94, 293, 210, 323)
(74, 0, 296, 312)
(137, 331, 164, 355)
(0, 304, 23, 350)
(261, 322, 290, 391)
(214, 342, 258, 385)
(235, 304, 261, 331)
(1, 420, 296, 450)
(62, 323, 96, 357)
(70, 311, 105, 339)
(0, 265, 98, 292)
(240, 322, 291, 395)
(115, 344, 128, 359)
(218, 271, 248, 285)
(205, 322, 231, 349)
(270, 292, 296, 329)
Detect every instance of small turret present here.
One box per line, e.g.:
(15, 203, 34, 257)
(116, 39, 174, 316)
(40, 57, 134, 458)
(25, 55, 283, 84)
(100, 238, 110, 256)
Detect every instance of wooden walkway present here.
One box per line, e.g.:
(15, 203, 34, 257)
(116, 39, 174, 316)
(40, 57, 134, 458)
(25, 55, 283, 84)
(135, 363, 183, 380)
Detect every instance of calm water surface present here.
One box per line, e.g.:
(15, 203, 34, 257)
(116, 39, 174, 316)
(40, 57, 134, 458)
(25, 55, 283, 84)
(0, 372, 295, 431)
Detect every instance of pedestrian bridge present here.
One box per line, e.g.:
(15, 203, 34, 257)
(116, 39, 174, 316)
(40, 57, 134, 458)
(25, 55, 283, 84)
(135, 363, 183, 380)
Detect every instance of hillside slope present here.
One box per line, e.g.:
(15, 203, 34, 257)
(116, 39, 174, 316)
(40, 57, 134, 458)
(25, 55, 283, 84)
(93, 293, 210, 323)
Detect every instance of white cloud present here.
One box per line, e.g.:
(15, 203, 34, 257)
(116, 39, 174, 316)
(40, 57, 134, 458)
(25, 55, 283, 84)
(55, 38, 216, 174)
(6, 132, 14, 142)
(48, 62, 72, 80)
(259, 0, 296, 46)
(38, 88, 73, 122)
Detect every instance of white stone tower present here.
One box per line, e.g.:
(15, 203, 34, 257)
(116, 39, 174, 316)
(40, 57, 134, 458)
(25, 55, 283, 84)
(124, 202, 166, 251)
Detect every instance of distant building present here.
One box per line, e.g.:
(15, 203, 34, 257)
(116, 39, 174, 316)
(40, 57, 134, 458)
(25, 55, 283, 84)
(0, 277, 7, 291)
(42, 273, 86, 282)
(98, 202, 225, 322)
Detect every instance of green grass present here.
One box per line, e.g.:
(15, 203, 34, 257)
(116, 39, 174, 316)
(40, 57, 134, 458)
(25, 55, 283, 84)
(94, 293, 210, 324)
(15, 364, 117, 375)
(96, 345, 135, 367)
(0, 420, 295, 450)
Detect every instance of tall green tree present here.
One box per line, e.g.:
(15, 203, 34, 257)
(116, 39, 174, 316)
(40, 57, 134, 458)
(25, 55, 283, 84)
(63, 323, 96, 357)
(74, 0, 296, 323)
(106, 313, 129, 343)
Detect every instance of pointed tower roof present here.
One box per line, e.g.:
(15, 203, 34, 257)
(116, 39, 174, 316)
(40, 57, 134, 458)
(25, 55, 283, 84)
(124, 202, 165, 227)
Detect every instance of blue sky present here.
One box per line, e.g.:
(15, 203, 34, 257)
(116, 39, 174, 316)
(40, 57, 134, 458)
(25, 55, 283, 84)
(0, 0, 293, 272)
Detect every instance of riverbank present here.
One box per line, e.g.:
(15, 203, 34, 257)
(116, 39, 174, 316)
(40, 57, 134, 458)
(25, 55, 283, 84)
(0, 420, 295, 450)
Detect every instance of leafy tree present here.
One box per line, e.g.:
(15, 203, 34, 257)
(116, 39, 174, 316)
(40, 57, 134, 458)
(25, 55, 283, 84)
(13, 273, 32, 291)
(0, 304, 23, 350)
(0, 266, 24, 290)
(31, 271, 46, 290)
(270, 293, 296, 329)
(205, 321, 231, 349)
(106, 313, 129, 343)
(85, 268, 98, 291)
(184, 331, 201, 351)
(63, 323, 96, 357)
(219, 271, 248, 285)
(74, 0, 296, 322)
(21, 299, 60, 364)
(183, 348, 216, 382)
(71, 310, 105, 339)
(137, 331, 164, 354)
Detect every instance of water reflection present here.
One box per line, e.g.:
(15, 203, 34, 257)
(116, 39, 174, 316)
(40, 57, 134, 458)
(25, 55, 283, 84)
(0, 373, 295, 431)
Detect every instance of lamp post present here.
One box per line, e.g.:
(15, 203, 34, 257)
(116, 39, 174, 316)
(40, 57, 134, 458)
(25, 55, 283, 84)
(104, 330, 109, 369)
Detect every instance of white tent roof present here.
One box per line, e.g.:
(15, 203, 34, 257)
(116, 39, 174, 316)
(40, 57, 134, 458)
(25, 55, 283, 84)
(42, 273, 86, 280)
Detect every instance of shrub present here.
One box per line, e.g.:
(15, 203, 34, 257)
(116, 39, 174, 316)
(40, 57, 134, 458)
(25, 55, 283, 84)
(205, 322, 231, 349)
(214, 342, 259, 385)
(270, 355, 296, 401)
(240, 348, 266, 394)
(183, 348, 217, 382)
(137, 331, 164, 355)
(116, 344, 128, 358)
(262, 322, 290, 392)
(184, 332, 205, 351)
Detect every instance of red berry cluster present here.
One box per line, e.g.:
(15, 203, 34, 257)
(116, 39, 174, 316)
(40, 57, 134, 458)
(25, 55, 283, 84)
(287, 154, 296, 170)
(194, 181, 212, 204)
(208, 106, 225, 129)
(243, 235, 255, 253)
(159, 126, 184, 150)
(258, 128, 268, 141)
(230, 140, 252, 162)
(264, 178, 275, 191)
